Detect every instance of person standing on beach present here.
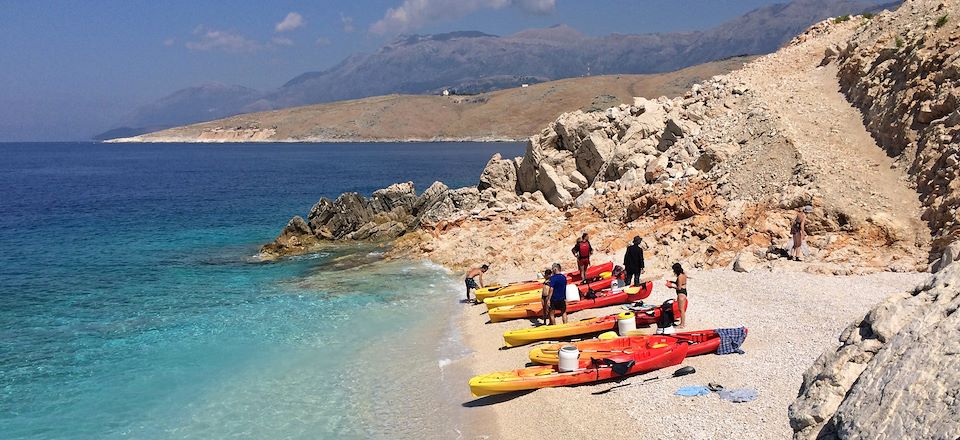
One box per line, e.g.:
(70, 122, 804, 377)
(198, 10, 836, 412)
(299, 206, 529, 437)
(790, 206, 812, 261)
(540, 268, 553, 325)
(623, 236, 645, 286)
(664, 263, 688, 329)
(571, 233, 593, 284)
(464, 264, 488, 301)
(546, 263, 569, 325)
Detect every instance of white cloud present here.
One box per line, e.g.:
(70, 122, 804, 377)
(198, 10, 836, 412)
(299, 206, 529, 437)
(163, 38, 176, 47)
(315, 36, 332, 47)
(340, 13, 355, 33)
(516, 0, 555, 14)
(275, 12, 305, 32)
(272, 36, 294, 46)
(186, 26, 264, 53)
(369, 0, 556, 35)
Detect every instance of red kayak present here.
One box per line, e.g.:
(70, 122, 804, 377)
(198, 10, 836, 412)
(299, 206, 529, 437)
(488, 281, 653, 323)
(528, 329, 747, 364)
(474, 261, 614, 301)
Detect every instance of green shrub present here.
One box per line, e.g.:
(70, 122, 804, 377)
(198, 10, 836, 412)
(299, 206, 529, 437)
(862, 12, 874, 20)
(936, 14, 949, 28)
(895, 36, 904, 48)
(834, 15, 851, 24)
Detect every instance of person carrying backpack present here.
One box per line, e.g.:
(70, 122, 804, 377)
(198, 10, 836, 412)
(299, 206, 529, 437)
(571, 233, 593, 284)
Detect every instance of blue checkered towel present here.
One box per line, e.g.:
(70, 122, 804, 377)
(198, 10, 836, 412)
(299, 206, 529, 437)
(716, 327, 747, 355)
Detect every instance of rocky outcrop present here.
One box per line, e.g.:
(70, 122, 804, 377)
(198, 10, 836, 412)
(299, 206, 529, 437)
(788, 259, 960, 439)
(835, 0, 960, 255)
(514, 93, 717, 208)
(477, 153, 519, 193)
(259, 181, 479, 258)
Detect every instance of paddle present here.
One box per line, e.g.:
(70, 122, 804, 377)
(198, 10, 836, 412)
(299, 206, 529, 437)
(591, 366, 696, 395)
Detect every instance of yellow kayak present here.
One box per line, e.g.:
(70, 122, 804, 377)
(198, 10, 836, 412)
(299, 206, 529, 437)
(474, 282, 541, 301)
(501, 315, 620, 348)
(482, 271, 613, 310)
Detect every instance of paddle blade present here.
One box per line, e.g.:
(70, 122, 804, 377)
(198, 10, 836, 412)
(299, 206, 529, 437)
(673, 366, 696, 377)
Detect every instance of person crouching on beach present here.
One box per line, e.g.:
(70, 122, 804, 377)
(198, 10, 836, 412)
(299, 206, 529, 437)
(571, 233, 593, 284)
(464, 264, 488, 301)
(540, 268, 553, 325)
(664, 263, 688, 329)
(546, 263, 569, 325)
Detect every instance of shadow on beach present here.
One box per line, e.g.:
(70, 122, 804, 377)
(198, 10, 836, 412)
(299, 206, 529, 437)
(462, 390, 535, 407)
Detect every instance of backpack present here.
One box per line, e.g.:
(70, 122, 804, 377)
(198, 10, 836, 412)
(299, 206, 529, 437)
(657, 299, 677, 328)
(578, 241, 591, 257)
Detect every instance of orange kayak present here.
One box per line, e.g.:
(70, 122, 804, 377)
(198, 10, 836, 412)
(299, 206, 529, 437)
(488, 281, 653, 323)
(500, 298, 688, 347)
(468, 335, 689, 396)
(474, 261, 613, 301)
(529, 329, 743, 364)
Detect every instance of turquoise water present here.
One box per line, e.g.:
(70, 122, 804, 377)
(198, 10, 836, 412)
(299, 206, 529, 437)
(0, 142, 523, 439)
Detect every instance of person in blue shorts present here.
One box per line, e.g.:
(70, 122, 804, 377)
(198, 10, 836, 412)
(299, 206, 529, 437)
(464, 264, 488, 301)
(545, 263, 569, 325)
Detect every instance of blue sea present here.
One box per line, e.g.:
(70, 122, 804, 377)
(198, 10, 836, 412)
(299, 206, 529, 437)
(0, 142, 524, 439)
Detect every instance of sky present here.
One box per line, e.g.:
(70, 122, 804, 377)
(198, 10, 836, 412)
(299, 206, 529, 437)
(0, 0, 791, 141)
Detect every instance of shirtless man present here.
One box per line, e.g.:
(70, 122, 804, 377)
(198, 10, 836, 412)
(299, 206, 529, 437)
(464, 264, 489, 301)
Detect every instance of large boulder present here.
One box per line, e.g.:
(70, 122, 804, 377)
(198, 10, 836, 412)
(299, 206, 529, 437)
(518, 135, 547, 193)
(553, 111, 604, 152)
(324, 192, 373, 238)
(789, 262, 960, 439)
(449, 186, 481, 212)
(306, 197, 336, 232)
(414, 181, 453, 223)
(478, 153, 518, 193)
(575, 131, 616, 183)
(536, 164, 574, 208)
(644, 154, 669, 183)
(369, 181, 417, 213)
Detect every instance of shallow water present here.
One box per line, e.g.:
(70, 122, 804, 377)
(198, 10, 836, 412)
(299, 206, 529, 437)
(0, 142, 522, 439)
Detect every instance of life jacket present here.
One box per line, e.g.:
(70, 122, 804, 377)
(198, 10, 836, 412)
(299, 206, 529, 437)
(578, 241, 591, 257)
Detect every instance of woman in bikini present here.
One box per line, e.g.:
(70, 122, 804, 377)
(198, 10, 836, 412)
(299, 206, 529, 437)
(665, 263, 688, 329)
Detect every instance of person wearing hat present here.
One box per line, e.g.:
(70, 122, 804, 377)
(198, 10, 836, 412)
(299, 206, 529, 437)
(623, 236, 645, 286)
(790, 206, 812, 261)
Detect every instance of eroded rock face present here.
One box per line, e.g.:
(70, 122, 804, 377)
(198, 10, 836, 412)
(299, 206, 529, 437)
(789, 261, 960, 440)
(836, 0, 960, 254)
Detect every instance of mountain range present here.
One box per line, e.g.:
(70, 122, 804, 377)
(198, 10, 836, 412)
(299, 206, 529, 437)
(96, 0, 897, 140)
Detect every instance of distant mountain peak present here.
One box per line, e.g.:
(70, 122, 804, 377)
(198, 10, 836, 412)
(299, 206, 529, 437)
(510, 24, 587, 42)
(388, 31, 499, 47)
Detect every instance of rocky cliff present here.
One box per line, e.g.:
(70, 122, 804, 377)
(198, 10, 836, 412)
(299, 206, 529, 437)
(787, 1, 960, 438)
(833, 0, 960, 262)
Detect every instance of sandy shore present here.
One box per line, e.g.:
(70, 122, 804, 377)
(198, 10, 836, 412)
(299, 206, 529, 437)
(452, 264, 927, 439)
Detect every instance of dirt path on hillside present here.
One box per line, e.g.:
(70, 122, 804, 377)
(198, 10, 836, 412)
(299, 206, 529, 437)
(739, 25, 930, 249)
